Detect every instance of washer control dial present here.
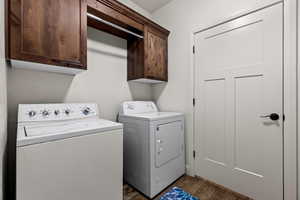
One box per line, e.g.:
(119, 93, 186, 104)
(54, 110, 60, 116)
(28, 111, 36, 117)
(42, 110, 50, 117)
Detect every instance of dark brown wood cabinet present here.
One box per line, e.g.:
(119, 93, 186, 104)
(6, 0, 169, 81)
(6, 0, 87, 70)
(127, 26, 169, 82)
(144, 26, 168, 81)
(87, 0, 170, 83)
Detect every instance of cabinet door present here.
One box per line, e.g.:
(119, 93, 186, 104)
(145, 27, 168, 81)
(8, 0, 87, 69)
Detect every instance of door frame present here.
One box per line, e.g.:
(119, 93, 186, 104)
(189, 1, 298, 200)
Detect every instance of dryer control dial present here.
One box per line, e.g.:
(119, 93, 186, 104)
(64, 109, 71, 115)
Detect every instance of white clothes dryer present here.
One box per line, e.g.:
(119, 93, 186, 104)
(119, 101, 185, 198)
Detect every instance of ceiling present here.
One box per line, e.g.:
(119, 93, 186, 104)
(130, 0, 173, 13)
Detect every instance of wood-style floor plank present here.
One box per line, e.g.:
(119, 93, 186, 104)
(123, 175, 252, 200)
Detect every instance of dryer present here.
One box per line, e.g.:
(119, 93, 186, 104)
(119, 101, 185, 198)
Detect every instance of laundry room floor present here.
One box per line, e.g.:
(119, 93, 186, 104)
(123, 175, 252, 200)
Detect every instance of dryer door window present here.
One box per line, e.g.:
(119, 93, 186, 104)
(155, 121, 183, 168)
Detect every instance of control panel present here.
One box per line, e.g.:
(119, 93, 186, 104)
(119, 101, 158, 115)
(18, 103, 98, 122)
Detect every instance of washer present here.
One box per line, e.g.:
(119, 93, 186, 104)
(118, 101, 185, 198)
(16, 103, 123, 200)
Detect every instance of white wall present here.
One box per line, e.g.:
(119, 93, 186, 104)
(152, 0, 281, 175)
(0, 0, 7, 199)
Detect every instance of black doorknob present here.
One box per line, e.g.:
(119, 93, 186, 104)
(260, 113, 280, 121)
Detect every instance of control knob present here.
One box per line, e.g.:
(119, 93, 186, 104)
(28, 111, 36, 117)
(42, 110, 50, 117)
(65, 109, 71, 115)
(54, 110, 60, 116)
(82, 107, 91, 115)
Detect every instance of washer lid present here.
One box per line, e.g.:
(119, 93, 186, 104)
(120, 112, 183, 121)
(17, 119, 123, 147)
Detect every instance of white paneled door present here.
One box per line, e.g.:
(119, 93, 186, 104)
(194, 4, 283, 200)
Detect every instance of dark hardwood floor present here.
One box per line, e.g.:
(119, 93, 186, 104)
(123, 175, 252, 200)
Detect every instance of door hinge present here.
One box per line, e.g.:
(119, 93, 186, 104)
(193, 98, 195, 107)
(193, 46, 195, 54)
(283, 114, 285, 122)
(193, 150, 196, 159)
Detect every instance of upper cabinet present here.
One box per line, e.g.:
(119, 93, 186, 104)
(87, 0, 170, 83)
(127, 25, 169, 83)
(6, 0, 87, 74)
(6, 0, 170, 81)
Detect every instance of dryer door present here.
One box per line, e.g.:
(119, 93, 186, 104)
(155, 121, 183, 167)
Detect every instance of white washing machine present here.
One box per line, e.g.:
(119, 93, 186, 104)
(16, 103, 123, 200)
(118, 101, 185, 198)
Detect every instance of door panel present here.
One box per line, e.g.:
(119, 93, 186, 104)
(145, 27, 168, 81)
(203, 79, 226, 166)
(9, 0, 87, 68)
(203, 20, 264, 72)
(234, 75, 264, 176)
(155, 121, 183, 167)
(22, 0, 81, 61)
(194, 4, 283, 200)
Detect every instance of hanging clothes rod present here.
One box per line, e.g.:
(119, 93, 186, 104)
(87, 13, 144, 39)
